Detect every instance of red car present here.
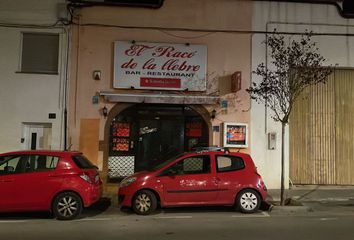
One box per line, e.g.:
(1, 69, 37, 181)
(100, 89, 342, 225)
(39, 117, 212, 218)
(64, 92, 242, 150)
(0, 150, 102, 220)
(118, 148, 267, 215)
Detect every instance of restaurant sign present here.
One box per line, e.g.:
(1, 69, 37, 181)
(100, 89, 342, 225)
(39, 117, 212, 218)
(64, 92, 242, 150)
(114, 41, 207, 91)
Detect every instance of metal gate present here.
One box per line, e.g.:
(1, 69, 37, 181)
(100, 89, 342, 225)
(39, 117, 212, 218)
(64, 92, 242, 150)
(290, 69, 354, 185)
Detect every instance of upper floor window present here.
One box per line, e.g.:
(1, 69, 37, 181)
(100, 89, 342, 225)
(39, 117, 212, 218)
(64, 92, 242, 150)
(20, 32, 59, 74)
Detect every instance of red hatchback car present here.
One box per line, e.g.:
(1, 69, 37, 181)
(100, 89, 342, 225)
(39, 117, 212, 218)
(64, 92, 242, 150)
(0, 150, 102, 220)
(118, 148, 267, 215)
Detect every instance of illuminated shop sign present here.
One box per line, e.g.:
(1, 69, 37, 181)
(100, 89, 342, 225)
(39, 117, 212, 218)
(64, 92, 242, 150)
(114, 41, 207, 91)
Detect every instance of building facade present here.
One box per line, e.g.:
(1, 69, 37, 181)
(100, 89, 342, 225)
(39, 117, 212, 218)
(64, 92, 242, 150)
(67, 0, 254, 189)
(2, 0, 353, 191)
(0, 0, 68, 153)
(251, 1, 354, 188)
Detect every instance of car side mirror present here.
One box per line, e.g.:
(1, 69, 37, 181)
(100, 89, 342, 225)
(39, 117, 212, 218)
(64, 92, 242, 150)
(167, 168, 177, 176)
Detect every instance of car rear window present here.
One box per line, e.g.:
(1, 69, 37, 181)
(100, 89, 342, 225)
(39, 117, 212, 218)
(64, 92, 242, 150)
(72, 155, 96, 169)
(216, 155, 245, 172)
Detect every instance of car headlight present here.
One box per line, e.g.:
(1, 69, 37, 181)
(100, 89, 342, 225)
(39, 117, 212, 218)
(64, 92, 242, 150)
(120, 177, 137, 187)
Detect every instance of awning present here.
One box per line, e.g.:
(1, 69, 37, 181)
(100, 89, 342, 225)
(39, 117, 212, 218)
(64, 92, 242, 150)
(99, 91, 219, 105)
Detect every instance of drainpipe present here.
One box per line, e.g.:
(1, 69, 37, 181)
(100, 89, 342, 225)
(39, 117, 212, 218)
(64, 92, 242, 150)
(63, 24, 71, 151)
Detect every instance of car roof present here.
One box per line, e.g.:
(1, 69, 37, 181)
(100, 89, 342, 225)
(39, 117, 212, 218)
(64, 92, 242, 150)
(0, 150, 82, 157)
(190, 147, 251, 157)
(182, 150, 251, 160)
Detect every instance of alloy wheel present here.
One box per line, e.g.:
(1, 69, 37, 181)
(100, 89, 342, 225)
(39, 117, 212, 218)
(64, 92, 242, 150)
(132, 190, 157, 215)
(53, 192, 83, 220)
(135, 193, 152, 213)
(57, 196, 79, 218)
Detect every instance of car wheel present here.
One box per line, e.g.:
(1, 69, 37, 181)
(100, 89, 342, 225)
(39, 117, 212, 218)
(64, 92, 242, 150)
(132, 190, 157, 215)
(236, 189, 261, 213)
(53, 192, 83, 220)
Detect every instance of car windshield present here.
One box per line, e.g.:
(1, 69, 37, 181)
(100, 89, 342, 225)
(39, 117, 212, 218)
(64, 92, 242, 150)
(72, 155, 97, 169)
(148, 153, 185, 171)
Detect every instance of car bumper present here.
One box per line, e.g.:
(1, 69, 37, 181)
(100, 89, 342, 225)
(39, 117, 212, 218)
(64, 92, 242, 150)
(118, 187, 135, 207)
(82, 183, 103, 207)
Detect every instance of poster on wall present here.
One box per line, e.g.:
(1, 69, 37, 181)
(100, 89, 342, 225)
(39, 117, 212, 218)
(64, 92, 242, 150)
(223, 122, 248, 148)
(114, 41, 207, 91)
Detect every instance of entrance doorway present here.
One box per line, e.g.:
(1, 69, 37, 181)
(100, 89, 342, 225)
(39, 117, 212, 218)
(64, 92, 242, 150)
(136, 118, 184, 170)
(22, 123, 52, 150)
(107, 104, 209, 182)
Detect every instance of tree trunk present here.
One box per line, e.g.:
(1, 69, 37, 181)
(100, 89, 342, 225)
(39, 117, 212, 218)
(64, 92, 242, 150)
(280, 122, 286, 206)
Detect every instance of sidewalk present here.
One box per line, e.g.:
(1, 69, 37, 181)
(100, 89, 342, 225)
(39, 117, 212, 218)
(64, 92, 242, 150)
(266, 185, 354, 215)
(267, 185, 354, 203)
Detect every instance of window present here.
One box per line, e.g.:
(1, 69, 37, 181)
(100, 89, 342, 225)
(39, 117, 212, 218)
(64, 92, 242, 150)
(0, 155, 25, 175)
(25, 155, 60, 172)
(21, 32, 59, 74)
(0, 155, 59, 174)
(72, 155, 96, 169)
(216, 155, 245, 172)
(166, 155, 210, 175)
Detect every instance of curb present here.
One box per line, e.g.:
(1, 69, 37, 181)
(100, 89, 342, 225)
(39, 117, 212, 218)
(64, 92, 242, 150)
(269, 205, 313, 215)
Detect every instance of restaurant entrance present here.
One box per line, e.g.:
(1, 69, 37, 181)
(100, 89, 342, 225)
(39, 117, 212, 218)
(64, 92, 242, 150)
(107, 104, 209, 182)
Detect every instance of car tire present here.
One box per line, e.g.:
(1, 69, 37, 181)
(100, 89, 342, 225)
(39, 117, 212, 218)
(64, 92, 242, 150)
(236, 189, 261, 213)
(132, 190, 157, 215)
(53, 192, 83, 220)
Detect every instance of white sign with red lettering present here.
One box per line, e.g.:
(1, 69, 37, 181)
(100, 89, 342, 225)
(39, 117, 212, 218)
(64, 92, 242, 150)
(114, 41, 207, 91)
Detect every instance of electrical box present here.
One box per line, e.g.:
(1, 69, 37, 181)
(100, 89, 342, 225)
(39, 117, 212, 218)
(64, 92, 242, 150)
(268, 132, 276, 150)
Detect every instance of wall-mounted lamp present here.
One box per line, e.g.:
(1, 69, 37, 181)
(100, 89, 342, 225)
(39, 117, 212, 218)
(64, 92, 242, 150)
(211, 109, 216, 120)
(102, 106, 108, 118)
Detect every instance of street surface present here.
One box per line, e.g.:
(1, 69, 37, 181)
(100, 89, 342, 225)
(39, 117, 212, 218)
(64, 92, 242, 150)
(1, 199, 354, 240)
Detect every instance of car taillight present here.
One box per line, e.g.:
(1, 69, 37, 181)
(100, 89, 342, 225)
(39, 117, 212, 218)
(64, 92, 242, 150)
(80, 172, 92, 183)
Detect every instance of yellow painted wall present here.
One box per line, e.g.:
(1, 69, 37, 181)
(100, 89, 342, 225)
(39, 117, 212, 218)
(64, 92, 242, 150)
(79, 119, 100, 166)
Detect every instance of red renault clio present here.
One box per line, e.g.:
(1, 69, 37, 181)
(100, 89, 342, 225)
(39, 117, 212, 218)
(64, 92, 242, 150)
(118, 148, 267, 215)
(0, 150, 102, 220)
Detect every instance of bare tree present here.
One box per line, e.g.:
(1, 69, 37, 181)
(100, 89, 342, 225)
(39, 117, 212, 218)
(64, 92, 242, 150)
(247, 31, 332, 205)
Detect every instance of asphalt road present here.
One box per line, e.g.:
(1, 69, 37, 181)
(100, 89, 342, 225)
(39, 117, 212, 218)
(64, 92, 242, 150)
(1, 200, 354, 240)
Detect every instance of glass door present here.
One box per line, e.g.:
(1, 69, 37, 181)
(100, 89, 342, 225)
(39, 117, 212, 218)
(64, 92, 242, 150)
(136, 118, 184, 171)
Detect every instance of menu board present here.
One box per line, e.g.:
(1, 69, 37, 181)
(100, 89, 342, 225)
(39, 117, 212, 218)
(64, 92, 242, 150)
(112, 138, 129, 152)
(112, 123, 130, 137)
(111, 122, 130, 152)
